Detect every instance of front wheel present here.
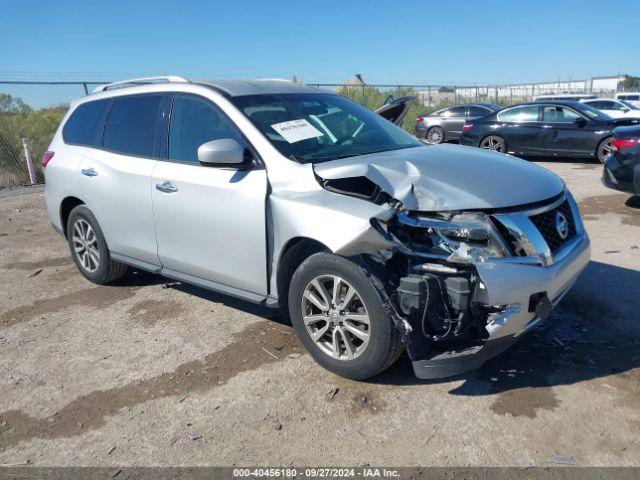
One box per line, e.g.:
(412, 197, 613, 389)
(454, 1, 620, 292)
(480, 135, 506, 152)
(288, 253, 402, 380)
(597, 137, 613, 163)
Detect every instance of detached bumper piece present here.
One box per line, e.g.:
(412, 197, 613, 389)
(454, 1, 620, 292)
(412, 336, 516, 380)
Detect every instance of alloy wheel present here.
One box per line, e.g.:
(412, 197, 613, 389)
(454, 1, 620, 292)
(480, 135, 505, 152)
(598, 138, 613, 162)
(301, 275, 370, 361)
(426, 127, 444, 144)
(71, 218, 100, 273)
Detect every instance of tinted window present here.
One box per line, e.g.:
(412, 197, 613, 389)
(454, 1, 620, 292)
(442, 106, 467, 117)
(103, 95, 162, 157)
(468, 106, 490, 116)
(498, 106, 539, 122)
(606, 101, 625, 111)
(63, 99, 110, 146)
(542, 106, 580, 123)
(169, 95, 244, 164)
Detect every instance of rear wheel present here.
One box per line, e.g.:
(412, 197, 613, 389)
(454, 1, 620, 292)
(597, 137, 613, 163)
(480, 135, 506, 152)
(425, 126, 445, 144)
(288, 253, 402, 380)
(67, 205, 128, 284)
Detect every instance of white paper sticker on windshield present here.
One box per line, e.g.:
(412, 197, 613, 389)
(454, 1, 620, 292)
(271, 119, 324, 143)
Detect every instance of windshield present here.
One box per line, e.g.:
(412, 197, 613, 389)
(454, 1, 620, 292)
(574, 102, 612, 120)
(230, 93, 422, 164)
(620, 100, 640, 110)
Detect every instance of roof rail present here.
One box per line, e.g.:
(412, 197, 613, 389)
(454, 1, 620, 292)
(92, 76, 190, 93)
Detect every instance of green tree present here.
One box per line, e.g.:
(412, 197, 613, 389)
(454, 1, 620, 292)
(618, 75, 640, 91)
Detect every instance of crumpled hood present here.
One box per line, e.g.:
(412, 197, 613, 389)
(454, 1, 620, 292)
(313, 144, 565, 211)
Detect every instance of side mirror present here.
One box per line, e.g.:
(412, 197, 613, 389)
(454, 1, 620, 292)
(573, 116, 587, 127)
(621, 107, 630, 113)
(197, 139, 245, 166)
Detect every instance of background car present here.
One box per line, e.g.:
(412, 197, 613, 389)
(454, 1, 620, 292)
(581, 98, 640, 118)
(533, 94, 597, 102)
(415, 103, 500, 144)
(602, 125, 640, 194)
(615, 92, 640, 107)
(459, 100, 640, 162)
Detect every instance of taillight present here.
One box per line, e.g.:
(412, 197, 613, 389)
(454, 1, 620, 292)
(612, 138, 638, 152)
(42, 151, 54, 167)
(462, 123, 474, 133)
(416, 116, 424, 122)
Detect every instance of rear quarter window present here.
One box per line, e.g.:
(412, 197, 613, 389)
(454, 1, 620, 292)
(103, 95, 162, 157)
(62, 99, 111, 146)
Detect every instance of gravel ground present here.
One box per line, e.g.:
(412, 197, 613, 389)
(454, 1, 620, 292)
(0, 159, 639, 467)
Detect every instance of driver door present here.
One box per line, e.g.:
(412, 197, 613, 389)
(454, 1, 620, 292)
(151, 93, 268, 295)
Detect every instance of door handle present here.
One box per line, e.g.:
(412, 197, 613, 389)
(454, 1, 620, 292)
(81, 168, 98, 177)
(542, 125, 554, 129)
(155, 181, 178, 193)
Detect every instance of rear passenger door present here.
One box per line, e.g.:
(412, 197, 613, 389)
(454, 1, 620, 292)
(78, 94, 165, 267)
(440, 105, 467, 139)
(151, 93, 268, 296)
(496, 105, 542, 153)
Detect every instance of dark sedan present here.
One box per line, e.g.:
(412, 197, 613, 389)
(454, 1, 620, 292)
(459, 101, 640, 163)
(415, 103, 500, 144)
(602, 125, 640, 194)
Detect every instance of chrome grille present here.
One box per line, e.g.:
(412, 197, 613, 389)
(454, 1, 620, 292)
(528, 199, 576, 253)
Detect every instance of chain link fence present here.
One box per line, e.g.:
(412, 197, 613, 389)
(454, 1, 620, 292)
(0, 78, 624, 189)
(0, 81, 108, 189)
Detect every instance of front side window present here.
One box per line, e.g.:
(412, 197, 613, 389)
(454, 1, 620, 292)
(606, 101, 626, 111)
(169, 95, 244, 164)
(542, 106, 581, 123)
(63, 99, 110, 146)
(231, 93, 421, 164)
(103, 95, 162, 157)
(498, 106, 540, 123)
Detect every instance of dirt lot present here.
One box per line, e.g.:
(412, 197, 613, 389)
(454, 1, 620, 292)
(0, 160, 639, 467)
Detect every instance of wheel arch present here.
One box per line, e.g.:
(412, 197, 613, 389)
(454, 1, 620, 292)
(275, 237, 331, 312)
(60, 196, 85, 238)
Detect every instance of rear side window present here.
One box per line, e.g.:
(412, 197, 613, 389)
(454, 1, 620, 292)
(63, 99, 110, 146)
(498, 106, 540, 122)
(442, 106, 467, 117)
(468, 106, 490, 116)
(103, 95, 162, 157)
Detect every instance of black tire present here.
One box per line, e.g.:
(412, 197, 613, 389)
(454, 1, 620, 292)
(425, 126, 445, 144)
(288, 252, 403, 380)
(596, 137, 613, 163)
(479, 134, 506, 152)
(66, 205, 128, 284)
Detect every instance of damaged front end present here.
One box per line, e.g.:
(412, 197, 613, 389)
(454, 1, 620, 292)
(361, 196, 590, 379)
(311, 147, 590, 379)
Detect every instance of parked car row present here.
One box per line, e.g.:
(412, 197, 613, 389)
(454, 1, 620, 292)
(415, 98, 640, 163)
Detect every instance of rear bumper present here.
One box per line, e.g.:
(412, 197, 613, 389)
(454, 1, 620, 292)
(602, 155, 639, 194)
(412, 230, 590, 380)
(458, 133, 476, 147)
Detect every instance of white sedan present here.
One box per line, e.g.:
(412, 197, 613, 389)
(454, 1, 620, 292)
(581, 98, 640, 118)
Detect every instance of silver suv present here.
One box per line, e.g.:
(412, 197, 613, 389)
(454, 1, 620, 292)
(44, 76, 590, 380)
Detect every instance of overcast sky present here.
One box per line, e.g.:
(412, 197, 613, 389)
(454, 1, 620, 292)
(2, 0, 639, 85)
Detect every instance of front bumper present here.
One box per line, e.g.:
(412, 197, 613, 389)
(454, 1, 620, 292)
(412, 229, 591, 380)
